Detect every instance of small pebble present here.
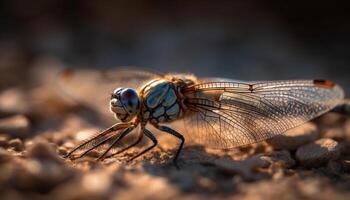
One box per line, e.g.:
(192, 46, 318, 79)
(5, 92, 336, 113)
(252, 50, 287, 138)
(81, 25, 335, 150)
(0, 88, 31, 115)
(84, 149, 100, 158)
(0, 135, 9, 147)
(82, 171, 112, 195)
(267, 123, 318, 150)
(57, 146, 68, 156)
(296, 138, 342, 167)
(27, 139, 62, 163)
(8, 138, 24, 151)
(215, 155, 270, 180)
(321, 128, 344, 140)
(75, 129, 99, 141)
(0, 115, 31, 137)
(264, 150, 295, 168)
(118, 173, 178, 199)
(13, 158, 71, 192)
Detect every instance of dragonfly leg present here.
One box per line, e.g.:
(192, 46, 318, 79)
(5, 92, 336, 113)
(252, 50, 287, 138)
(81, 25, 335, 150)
(76, 132, 118, 159)
(64, 122, 132, 159)
(128, 128, 157, 161)
(97, 125, 136, 161)
(105, 131, 144, 159)
(154, 124, 184, 168)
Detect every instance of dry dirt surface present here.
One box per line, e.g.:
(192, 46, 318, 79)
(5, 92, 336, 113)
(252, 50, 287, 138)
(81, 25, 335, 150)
(0, 75, 350, 200)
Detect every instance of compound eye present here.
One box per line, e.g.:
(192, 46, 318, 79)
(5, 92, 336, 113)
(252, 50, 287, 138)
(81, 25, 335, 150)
(120, 88, 140, 113)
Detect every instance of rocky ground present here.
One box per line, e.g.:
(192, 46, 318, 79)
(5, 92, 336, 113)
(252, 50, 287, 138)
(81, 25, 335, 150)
(0, 79, 350, 200)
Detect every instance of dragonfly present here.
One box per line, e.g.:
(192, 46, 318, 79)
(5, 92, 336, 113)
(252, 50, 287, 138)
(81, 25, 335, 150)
(61, 67, 345, 166)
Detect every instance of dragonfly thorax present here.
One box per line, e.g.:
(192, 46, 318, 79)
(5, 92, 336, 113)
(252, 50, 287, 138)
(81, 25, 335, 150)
(140, 79, 184, 124)
(110, 87, 140, 122)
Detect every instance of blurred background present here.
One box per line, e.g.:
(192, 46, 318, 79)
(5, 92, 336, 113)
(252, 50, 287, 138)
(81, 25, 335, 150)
(0, 2, 350, 199)
(0, 0, 349, 93)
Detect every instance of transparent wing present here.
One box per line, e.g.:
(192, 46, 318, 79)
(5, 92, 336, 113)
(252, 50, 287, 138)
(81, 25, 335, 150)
(183, 79, 345, 149)
(57, 67, 163, 120)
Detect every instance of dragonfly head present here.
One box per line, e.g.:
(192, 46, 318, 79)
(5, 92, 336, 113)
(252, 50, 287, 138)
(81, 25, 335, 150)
(110, 88, 140, 122)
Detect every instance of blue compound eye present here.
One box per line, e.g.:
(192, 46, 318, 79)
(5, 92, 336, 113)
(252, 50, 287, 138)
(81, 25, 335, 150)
(120, 88, 140, 114)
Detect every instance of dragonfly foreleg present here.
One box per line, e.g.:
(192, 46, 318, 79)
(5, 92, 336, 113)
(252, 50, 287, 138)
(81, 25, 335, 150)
(97, 125, 136, 161)
(105, 131, 144, 159)
(128, 128, 157, 161)
(154, 124, 184, 167)
(76, 132, 118, 159)
(64, 122, 133, 159)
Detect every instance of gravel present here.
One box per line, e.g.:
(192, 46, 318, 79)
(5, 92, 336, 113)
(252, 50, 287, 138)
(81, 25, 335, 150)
(296, 138, 343, 167)
(0, 115, 31, 137)
(0, 84, 349, 200)
(214, 155, 270, 181)
(264, 150, 295, 168)
(8, 138, 24, 151)
(0, 88, 31, 115)
(267, 123, 319, 150)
